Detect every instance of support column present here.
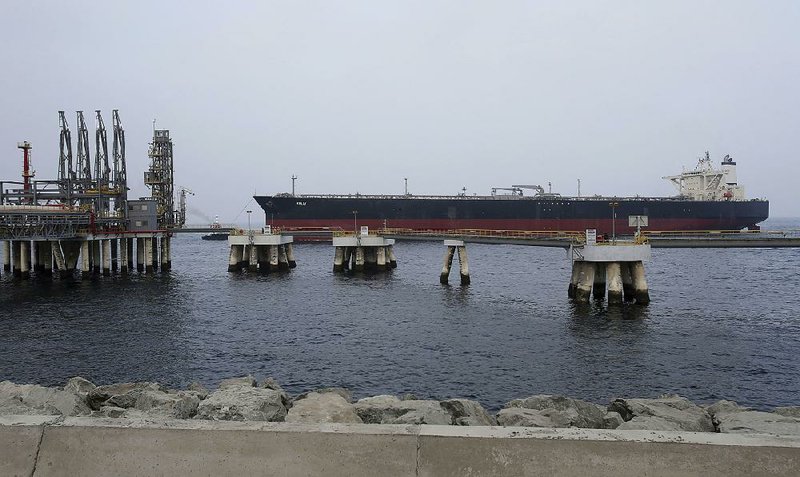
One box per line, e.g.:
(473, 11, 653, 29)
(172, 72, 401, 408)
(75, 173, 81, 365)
(161, 237, 170, 272)
(41, 241, 53, 276)
(92, 240, 101, 274)
(52, 241, 69, 279)
(630, 261, 650, 305)
(237, 242, 248, 271)
(621, 262, 635, 302)
(127, 238, 134, 271)
(573, 262, 595, 303)
(342, 247, 352, 271)
(145, 238, 154, 274)
(568, 262, 580, 298)
(80, 241, 91, 279)
(136, 238, 144, 272)
(63, 241, 81, 273)
(352, 246, 364, 272)
(387, 245, 397, 269)
(248, 244, 258, 272)
(110, 239, 118, 272)
(151, 237, 159, 272)
(333, 247, 345, 272)
(269, 245, 279, 270)
(12, 241, 22, 277)
(120, 238, 129, 275)
(20, 241, 30, 279)
(31, 242, 41, 273)
(257, 245, 269, 273)
(376, 246, 387, 271)
(606, 262, 623, 305)
(277, 245, 289, 270)
(592, 263, 606, 300)
(165, 237, 171, 271)
(457, 246, 470, 285)
(440, 246, 455, 284)
(102, 239, 112, 276)
(2, 240, 10, 273)
(285, 243, 297, 268)
(228, 244, 243, 272)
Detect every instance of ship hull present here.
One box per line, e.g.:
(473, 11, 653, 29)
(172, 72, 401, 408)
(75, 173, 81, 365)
(254, 196, 769, 236)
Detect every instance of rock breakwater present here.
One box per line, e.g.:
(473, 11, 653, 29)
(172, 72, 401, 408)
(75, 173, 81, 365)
(2, 377, 799, 436)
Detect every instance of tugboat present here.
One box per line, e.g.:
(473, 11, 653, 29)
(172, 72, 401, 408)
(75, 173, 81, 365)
(201, 216, 229, 241)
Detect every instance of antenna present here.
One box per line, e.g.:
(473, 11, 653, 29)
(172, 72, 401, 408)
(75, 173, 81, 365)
(291, 174, 297, 196)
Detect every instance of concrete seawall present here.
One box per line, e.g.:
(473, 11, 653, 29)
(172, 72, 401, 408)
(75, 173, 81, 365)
(3, 416, 799, 476)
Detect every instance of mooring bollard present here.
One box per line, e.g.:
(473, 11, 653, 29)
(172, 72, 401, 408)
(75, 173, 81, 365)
(332, 233, 395, 274)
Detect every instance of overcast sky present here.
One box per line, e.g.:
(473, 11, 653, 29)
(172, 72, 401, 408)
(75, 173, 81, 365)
(1, 1, 798, 223)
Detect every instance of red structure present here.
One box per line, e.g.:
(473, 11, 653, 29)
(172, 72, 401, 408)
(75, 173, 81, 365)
(17, 141, 34, 201)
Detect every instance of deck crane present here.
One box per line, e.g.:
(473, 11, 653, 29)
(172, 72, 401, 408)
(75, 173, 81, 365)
(177, 187, 194, 227)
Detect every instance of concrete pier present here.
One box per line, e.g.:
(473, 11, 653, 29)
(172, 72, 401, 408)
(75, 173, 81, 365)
(228, 231, 294, 274)
(569, 237, 651, 305)
(332, 234, 396, 274)
(19, 241, 30, 279)
(440, 240, 469, 285)
(151, 237, 159, 272)
(31, 241, 40, 274)
(126, 238, 134, 271)
(120, 239, 129, 275)
(136, 238, 144, 273)
(145, 238, 154, 274)
(12, 241, 21, 277)
(285, 243, 297, 268)
(102, 240, 112, 276)
(81, 241, 91, 278)
(2, 240, 9, 273)
(387, 245, 397, 268)
(160, 237, 170, 272)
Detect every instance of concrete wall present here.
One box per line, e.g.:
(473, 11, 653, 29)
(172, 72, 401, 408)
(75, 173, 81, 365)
(2, 417, 799, 476)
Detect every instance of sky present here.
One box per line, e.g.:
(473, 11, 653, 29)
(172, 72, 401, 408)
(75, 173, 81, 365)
(1, 0, 798, 224)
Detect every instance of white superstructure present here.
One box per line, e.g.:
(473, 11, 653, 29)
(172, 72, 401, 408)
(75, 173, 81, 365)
(663, 152, 745, 201)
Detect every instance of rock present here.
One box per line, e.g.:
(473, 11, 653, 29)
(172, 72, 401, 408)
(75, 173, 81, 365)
(608, 395, 715, 432)
(63, 377, 96, 396)
(506, 395, 606, 429)
(87, 382, 163, 410)
(400, 394, 418, 401)
(134, 390, 200, 419)
(285, 392, 362, 423)
(440, 399, 496, 426)
(260, 377, 284, 393)
(196, 385, 286, 421)
(617, 416, 686, 431)
(218, 376, 257, 389)
(603, 411, 624, 429)
(706, 400, 749, 418)
(354, 395, 451, 425)
(95, 406, 127, 418)
(773, 406, 800, 418)
(0, 381, 91, 416)
(717, 411, 800, 436)
(187, 381, 209, 399)
(496, 408, 570, 427)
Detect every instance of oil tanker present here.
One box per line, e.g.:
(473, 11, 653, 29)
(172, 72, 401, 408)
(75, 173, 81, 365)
(254, 153, 768, 236)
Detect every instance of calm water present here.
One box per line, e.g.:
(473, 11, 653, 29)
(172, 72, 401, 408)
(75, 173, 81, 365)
(2, 219, 799, 411)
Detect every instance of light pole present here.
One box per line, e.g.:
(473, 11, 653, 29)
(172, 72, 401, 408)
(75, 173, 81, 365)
(291, 175, 297, 196)
(352, 210, 358, 233)
(246, 210, 252, 232)
(404, 177, 408, 195)
(609, 200, 619, 245)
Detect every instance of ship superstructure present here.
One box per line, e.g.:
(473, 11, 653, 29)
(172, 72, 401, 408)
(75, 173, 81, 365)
(663, 152, 745, 201)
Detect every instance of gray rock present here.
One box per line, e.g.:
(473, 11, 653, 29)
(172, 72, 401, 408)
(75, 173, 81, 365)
(294, 387, 351, 404)
(260, 377, 284, 393)
(134, 390, 200, 419)
(0, 381, 91, 416)
(603, 411, 624, 429)
(400, 394, 418, 401)
(706, 400, 749, 418)
(608, 395, 715, 432)
(617, 415, 685, 431)
(440, 399, 496, 426)
(218, 376, 257, 389)
(187, 381, 209, 399)
(196, 385, 286, 421)
(717, 411, 800, 436)
(507, 395, 606, 429)
(285, 392, 362, 423)
(87, 382, 163, 410)
(496, 408, 570, 427)
(63, 377, 96, 396)
(94, 406, 128, 418)
(354, 395, 451, 425)
(773, 406, 800, 418)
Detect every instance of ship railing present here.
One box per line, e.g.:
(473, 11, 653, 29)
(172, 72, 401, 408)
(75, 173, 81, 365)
(378, 228, 586, 240)
(641, 229, 800, 238)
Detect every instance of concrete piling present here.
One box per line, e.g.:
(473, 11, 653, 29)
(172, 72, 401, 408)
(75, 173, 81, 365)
(440, 246, 455, 284)
(387, 245, 397, 268)
(568, 262, 580, 298)
(376, 246, 387, 271)
(102, 240, 112, 276)
(630, 261, 650, 305)
(12, 241, 22, 277)
(285, 243, 297, 268)
(440, 240, 469, 285)
(269, 245, 279, 270)
(592, 263, 606, 300)
(333, 246, 345, 272)
(573, 262, 595, 302)
(19, 241, 30, 279)
(110, 239, 118, 272)
(278, 245, 289, 270)
(2, 240, 10, 273)
(136, 238, 145, 273)
(120, 239, 129, 275)
(353, 247, 365, 272)
(621, 263, 635, 302)
(248, 245, 258, 272)
(256, 245, 269, 273)
(145, 238, 154, 274)
(52, 241, 69, 279)
(227, 230, 294, 274)
(457, 245, 470, 285)
(40, 241, 53, 276)
(31, 241, 41, 274)
(161, 237, 170, 272)
(228, 245, 243, 272)
(126, 238, 134, 271)
(332, 234, 395, 274)
(151, 237, 159, 272)
(606, 262, 624, 304)
(81, 241, 91, 278)
(91, 241, 101, 275)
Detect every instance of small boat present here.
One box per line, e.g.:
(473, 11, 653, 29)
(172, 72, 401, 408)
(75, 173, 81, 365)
(201, 216, 229, 241)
